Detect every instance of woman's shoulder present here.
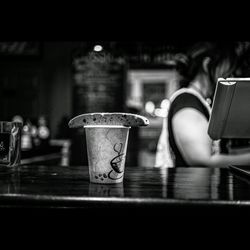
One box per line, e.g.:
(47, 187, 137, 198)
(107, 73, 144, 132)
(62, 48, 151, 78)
(170, 88, 202, 107)
(170, 88, 203, 102)
(169, 88, 211, 118)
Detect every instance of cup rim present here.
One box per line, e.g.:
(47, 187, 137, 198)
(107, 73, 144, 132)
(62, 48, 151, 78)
(84, 125, 131, 129)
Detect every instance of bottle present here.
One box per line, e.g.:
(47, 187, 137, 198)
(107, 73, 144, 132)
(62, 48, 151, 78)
(21, 119, 32, 151)
(30, 121, 39, 148)
(37, 116, 50, 149)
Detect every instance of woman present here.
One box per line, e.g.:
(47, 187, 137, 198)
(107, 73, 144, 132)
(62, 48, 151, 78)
(167, 42, 250, 167)
(155, 53, 189, 168)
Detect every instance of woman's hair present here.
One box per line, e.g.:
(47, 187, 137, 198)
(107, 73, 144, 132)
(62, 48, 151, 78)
(235, 41, 250, 77)
(179, 42, 240, 89)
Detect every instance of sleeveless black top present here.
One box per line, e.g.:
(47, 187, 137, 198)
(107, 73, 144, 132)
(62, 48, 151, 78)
(167, 90, 210, 167)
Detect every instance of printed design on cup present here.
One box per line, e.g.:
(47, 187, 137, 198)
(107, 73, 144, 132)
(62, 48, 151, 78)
(108, 143, 124, 180)
(93, 143, 125, 182)
(94, 173, 108, 181)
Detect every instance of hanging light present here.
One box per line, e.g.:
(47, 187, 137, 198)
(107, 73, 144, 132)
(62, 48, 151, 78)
(93, 45, 103, 52)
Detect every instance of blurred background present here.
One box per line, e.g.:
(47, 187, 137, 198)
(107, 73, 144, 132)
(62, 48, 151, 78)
(0, 41, 246, 167)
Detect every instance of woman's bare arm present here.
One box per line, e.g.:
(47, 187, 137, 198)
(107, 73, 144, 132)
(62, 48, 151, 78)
(172, 108, 250, 167)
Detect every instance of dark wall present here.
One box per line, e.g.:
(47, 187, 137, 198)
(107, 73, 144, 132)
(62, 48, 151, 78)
(41, 42, 81, 137)
(0, 42, 82, 138)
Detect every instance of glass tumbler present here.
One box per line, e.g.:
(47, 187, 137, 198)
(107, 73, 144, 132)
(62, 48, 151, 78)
(0, 121, 22, 172)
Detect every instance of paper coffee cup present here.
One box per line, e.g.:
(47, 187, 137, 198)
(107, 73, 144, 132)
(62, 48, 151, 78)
(85, 125, 130, 184)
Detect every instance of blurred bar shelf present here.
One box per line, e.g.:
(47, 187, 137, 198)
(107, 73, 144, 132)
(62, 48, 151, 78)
(20, 139, 71, 166)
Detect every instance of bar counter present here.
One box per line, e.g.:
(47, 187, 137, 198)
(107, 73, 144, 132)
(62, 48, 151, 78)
(1, 165, 250, 216)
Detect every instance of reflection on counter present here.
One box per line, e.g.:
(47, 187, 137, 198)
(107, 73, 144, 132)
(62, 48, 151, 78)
(0, 171, 20, 194)
(88, 183, 124, 197)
